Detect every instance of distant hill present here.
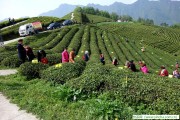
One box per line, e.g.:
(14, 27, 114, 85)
(39, 0, 180, 25)
(40, 4, 79, 18)
(88, 0, 180, 25)
(0, 18, 8, 22)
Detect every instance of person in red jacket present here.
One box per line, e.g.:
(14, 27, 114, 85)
(159, 66, 169, 76)
(25, 46, 35, 62)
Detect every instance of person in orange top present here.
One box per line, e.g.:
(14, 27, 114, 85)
(69, 48, 75, 63)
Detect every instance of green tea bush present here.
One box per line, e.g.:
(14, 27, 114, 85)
(1, 55, 20, 68)
(115, 74, 180, 114)
(41, 28, 70, 50)
(67, 64, 180, 114)
(41, 60, 86, 84)
(2, 45, 17, 51)
(88, 27, 100, 63)
(0, 51, 16, 62)
(96, 30, 112, 63)
(32, 33, 58, 48)
(0, 18, 28, 29)
(66, 64, 115, 94)
(76, 25, 90, 60)
(67, 26, 84, 53)
(19, 62, 49, 79)
(1, 29, 19, 41)
(46, 54, 61, 65)
(52, 27, 79, 52)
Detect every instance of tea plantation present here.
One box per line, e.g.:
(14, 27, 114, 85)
(0, 20, 180, 119)
(0, 16, 65, 41)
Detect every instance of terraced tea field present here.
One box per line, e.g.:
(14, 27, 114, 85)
(0, 22, 180, 119)
(98, 22, 180, 55)
(1, 23, 180, 73)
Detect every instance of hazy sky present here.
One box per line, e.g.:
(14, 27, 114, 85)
(0, 0, 137, 20)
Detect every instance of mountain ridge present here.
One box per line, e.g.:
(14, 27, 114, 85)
(39, 0, 180, 25)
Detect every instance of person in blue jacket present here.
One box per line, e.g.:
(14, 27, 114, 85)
(83, 51, 89, 62)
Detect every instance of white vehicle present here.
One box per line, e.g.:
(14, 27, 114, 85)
(19, 22, 42, 36)
(19, 23, 35, 36)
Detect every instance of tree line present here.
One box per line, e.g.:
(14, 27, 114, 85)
(74, 6, 133, 22)
(74, 6, 179, 27)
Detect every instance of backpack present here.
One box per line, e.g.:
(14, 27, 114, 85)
(41, 57, 48, 64)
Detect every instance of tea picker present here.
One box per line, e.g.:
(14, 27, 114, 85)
(0, 35, 4, 47)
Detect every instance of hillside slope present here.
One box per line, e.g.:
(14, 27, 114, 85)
(98, 22, 180, 55)
(0, 16, 63, 41)
(1, 23, 179, 71)
(1, 23, 180, 119)
(62, 12, 113, 23)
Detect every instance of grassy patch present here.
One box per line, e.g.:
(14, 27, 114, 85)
(0, 67, 180, 120)
(0, 74, 131, 120)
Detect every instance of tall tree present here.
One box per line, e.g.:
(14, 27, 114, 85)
(110, 12, 119, 21)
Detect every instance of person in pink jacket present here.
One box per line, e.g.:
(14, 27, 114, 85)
(140, 64, 149, 74)
(62, 48, 69, 63)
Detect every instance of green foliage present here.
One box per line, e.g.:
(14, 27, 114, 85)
(66, 64, 112, 94)
(1, 55, 20, 68)
(67, 26, 84, 53)
(52, 27, 79, 52)
(63, 7, 114, 24)
(86, 14, 113, 23)
(76, 25, 90, 60)
(1, 22, 180, 119)
(88, 27, 100, 63)
(117, 73, 180, 114)
(67, 65, 180, 114)
(98, 22, 180, 57)
(171, 23, 180, 28)
(46, 54, 61, 65)
(0, 16, 63, 41)
(84, 98, 133, 120)
(119, 15, 133, 22)
(41, 28, 70, 50)
(110, 12, 119, 21)
(0, 51, 16, 63)
(0, 76, 132, 120)
(19, 62, 48, 79)
(160, 22, 169, 27)
(0, 17, 29, 29)
(41, 60, 86, 84)
(96, 30, 112, 63)
(137, 17, 154, 25)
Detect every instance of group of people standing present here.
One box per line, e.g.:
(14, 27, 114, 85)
(17, 39, 35, 63)
(17, 39, 180, 79)
(17, 39, 47, 64)
(61, 48, 76, 63)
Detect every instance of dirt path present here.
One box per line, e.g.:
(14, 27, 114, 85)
(0, 70, 38, 120)
(1, 20, 28, 31)
(0, 93, 38, 120)
(0, 69, 18, 76)
(4, 37, 25, 45)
